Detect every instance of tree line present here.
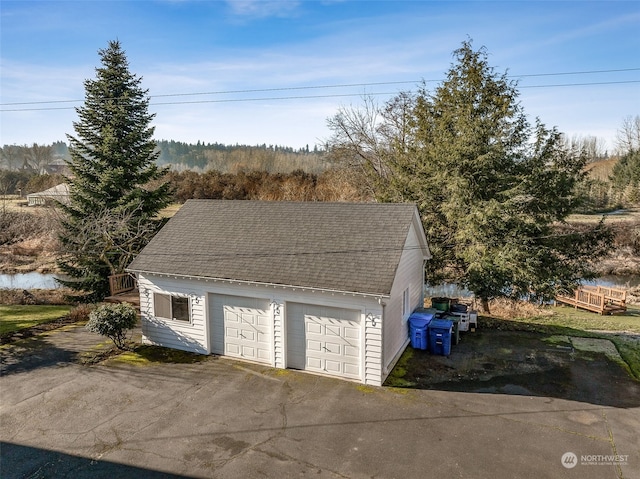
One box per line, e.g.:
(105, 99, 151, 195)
(5, 39, 638, 309)
(0, 140, 328, 176)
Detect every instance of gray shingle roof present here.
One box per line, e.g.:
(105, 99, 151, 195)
(127, 200, 427, 296)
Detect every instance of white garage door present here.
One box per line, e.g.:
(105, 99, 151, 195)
(286, 303, 361, 380)
(209, 294, 271, 364)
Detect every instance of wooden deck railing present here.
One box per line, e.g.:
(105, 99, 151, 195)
(582, 285, 627, 307)
(555, 285, 627, 315)
(108, 273, 137, 296)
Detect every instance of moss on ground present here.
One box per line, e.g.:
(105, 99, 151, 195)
(384, 348, 416, 387)
(107, 344, 207, 365)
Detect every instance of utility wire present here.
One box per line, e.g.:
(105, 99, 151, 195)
(1, 79, 639, 112)
(1, 67, 638, 111)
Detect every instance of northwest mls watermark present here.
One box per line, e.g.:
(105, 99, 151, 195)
(561, 452, 629, 469)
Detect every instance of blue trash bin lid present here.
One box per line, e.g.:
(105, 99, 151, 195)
(409, 312, 434, 328)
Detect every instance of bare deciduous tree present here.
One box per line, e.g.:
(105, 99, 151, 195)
(58, 204, 158, 277)
(0, 145, 23, 170)
(616, 115, 640, 154)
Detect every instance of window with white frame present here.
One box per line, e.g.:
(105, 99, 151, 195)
(402, 287, 410, 319)
(154, 293, 191, 322)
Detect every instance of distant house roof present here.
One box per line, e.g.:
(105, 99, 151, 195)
(127, 200, 430, 296)
(45, 158, 70, 175)
(26, 183, 70, 205)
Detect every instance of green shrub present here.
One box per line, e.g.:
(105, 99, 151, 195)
(86, 302, 137, 350)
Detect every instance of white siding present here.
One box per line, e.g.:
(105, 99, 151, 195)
(364, 309, 383, 385)
(138, 274, 208, 354)
(272, 299, 285, 369)
(384, 220, 426, 372)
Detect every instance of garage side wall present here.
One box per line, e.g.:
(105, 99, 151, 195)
(384, 222, 425, 371)
(138, 274, 208, 354)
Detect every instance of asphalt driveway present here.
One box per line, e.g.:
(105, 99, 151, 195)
(1, 323, 639, 479)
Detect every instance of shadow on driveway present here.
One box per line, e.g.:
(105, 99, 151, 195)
(0, 442, 194, 479)
(0, 335, 79, 376)
(0, 323, 130, 377)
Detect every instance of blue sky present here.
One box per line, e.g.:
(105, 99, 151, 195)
(1, 0, 639, 152)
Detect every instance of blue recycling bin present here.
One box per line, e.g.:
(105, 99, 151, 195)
(428, 319, 453, 356)
(408, 312, 434, 350)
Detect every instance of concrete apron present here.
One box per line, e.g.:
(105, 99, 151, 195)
(1, 324, 638, 479)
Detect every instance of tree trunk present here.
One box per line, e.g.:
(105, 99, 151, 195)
(478, 297, 491, 314)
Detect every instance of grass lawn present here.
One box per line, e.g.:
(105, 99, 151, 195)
(530, 304, 640, 333)
(0, 305, 73, 335)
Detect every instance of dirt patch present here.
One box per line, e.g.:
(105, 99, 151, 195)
(387, 329, 640, 408)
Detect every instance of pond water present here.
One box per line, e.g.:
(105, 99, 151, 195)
(424, 274, 640, 299)
(585, 274, 640, 289)
(0, 272, 65, 290)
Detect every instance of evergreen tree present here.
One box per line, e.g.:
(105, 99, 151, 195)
(328, 41, 612, 311)
(58, 40, 171, 300)
(611, 149, 640, 204)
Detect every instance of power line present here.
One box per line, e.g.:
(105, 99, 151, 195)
(1, 68, 638, 112)
(4, 67, 638, 107)
(519, 80, 640, 89)
(513, 67, 640, 78)
(2, 80, 639, 112)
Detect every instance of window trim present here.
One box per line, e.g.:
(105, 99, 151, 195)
(153, 292, 192, 323)
(402, 287, 411, 319)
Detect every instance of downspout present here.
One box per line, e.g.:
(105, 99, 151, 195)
(378, 297, 387, 375)
(422, 259, 427, 308)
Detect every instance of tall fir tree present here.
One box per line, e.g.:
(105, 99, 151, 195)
(58, 40, 171, 300)
(328, 41, 612, 311)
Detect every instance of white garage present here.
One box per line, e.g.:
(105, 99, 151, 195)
(286, 303, 361, 380)
(209, 294, 272, 364)
(128, 200, 431, 386)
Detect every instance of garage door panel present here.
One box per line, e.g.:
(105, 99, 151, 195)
(226, 343, 240, 355)
(344, 363, 360, 376)
(325, 325, 341, 337)
(344, 328, 359, 340)
(242, 345, 255, 357)
(287, 302, 362, 381)
(344, 345, 359, 357)
(241, 330, 256, 341)
(210, 294, 272, 364)
(325, 360, 342, 373)
(324, 342, 341, 354)
(307, 322, 322, 334)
